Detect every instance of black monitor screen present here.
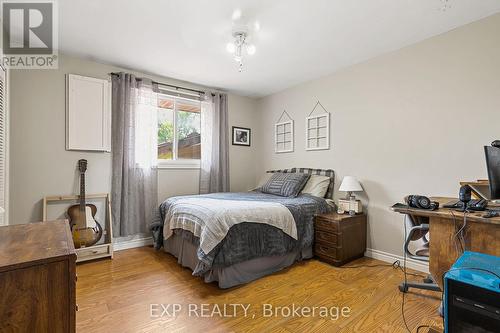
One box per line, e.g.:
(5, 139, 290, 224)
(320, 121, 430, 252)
(485, 146, 500, 200)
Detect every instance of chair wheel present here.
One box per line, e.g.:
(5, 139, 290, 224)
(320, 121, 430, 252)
(399, 283, 408, 293)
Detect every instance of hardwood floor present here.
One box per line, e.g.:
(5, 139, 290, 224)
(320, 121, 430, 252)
(76, 247, 443, 333)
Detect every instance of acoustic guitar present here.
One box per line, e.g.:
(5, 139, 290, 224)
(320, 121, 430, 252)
(67, 159, 103, 248)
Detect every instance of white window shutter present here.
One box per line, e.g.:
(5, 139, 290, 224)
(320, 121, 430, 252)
(66, 74, 111, 152)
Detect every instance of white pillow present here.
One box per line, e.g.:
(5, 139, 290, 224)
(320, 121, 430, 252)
(301, 175, 330, 197)
(254, 173, 272, 190)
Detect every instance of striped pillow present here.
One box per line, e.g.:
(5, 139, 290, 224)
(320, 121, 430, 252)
(261, 172, 310, 197)
(266, 168, 335, 199)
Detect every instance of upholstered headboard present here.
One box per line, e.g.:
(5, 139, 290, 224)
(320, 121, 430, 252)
(266, 168, 335, 199)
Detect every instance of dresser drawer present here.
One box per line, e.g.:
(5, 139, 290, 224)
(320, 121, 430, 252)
(314, 244, 337, 259)
(315, 230, 338, 245)
(314, 217, 338, 232)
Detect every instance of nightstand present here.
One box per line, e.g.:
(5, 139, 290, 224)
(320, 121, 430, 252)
(314, 212, 367, 266)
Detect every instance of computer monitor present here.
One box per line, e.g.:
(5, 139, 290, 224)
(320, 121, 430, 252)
(484, 145, 500, 201)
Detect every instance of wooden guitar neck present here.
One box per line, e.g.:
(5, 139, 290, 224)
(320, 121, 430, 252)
(80, 171, 86, 212)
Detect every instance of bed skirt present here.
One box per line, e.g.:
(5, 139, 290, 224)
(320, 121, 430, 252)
(164, 234, 312, 289)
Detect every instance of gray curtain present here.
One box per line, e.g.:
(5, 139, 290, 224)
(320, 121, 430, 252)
(200, 92, 230, 194)
(111, 73, 159, 236)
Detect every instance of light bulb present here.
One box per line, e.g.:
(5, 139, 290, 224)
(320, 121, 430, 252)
(246, 44, 256, 55)
(226, 42, 236, 53)
(232, 9, 242, 21)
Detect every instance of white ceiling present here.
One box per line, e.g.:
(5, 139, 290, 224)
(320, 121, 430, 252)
(59, 0, 500, 97)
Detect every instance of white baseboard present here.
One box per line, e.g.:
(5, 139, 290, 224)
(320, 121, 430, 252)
(364, 248, 429, 274)
(113, 236, 153, 251)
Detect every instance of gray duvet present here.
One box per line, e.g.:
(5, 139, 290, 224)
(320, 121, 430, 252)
(150, 192, 331, 276)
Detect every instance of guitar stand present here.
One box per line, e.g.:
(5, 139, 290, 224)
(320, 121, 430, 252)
(42, 193, 114, 263)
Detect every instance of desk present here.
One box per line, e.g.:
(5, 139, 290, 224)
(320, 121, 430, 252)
(392, 197, 500, 290)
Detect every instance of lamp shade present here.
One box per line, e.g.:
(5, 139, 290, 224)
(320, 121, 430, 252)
(339, 176, 363, 192)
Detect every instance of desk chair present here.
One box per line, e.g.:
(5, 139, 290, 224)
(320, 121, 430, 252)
(399, 214, 441, 293)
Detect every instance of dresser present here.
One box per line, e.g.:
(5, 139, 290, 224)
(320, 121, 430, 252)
(0, 220, 77, 332)
(314, 212, 367, 266)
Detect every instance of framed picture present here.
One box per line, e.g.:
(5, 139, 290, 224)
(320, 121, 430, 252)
(232, 126, 251, 146)
(275, 120, 294, 153)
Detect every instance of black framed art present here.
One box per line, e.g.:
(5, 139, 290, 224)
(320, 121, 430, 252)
(232, 126, 251, 146)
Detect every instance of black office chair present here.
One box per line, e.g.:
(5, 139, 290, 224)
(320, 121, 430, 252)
(398, 213, 441, 293)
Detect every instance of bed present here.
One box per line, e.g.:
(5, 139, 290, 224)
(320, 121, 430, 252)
(151, 168, 335, 288)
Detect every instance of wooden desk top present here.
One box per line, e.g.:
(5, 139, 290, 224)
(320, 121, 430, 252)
(392, 197, 500, 225)
(0, 220, 76, 273)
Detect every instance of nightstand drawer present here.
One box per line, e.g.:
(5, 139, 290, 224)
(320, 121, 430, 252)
(315, 217, 338, 232)
(314, 244, 337, 259)
(314, 212, 367, 266)
(315, 230, 338, 245)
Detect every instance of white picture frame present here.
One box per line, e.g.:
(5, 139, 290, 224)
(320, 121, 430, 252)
(305, 113, 330, 151)
(275, 120, 294, 153)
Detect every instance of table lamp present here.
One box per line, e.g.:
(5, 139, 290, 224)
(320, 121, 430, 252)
(339, 176, 363, 200)
(338, 176, 363, 215)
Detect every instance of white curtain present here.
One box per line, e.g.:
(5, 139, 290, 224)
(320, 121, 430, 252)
(135, 84, 158, 169)
(111, 74, 159, 236)
(200, 92, 230, 194)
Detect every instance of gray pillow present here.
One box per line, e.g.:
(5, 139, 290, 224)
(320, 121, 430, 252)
(260, 172, 310, 197)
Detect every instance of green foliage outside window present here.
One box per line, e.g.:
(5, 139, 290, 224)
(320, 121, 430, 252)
(158, 111, 199, 144)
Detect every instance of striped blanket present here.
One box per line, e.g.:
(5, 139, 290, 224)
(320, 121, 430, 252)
(163, 196, 296, 254)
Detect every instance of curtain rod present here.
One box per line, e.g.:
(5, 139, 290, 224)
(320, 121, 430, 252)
(109, 72, 205, 95)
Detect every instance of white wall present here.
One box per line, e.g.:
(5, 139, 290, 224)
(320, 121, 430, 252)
(256, 14, 500, 256)
(9, 54, 258, 225)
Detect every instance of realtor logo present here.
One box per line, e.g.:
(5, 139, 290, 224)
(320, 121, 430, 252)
(1, 0, 58, 68)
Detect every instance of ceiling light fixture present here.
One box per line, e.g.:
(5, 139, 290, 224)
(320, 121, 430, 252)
(226, 24, 256, 72)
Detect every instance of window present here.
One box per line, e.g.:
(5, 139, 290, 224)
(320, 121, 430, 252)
(157, 94, 201, 167)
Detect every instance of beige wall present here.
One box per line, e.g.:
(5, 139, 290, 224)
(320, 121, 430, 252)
(9, 54, 258, 224)
(10, 13, 500, 258)
(256, 14, 500, 256)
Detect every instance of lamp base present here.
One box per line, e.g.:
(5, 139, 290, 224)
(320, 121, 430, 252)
(338, 199, 363, 214)
(345, 191, 354, 200)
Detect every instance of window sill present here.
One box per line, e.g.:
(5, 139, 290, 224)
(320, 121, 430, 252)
(157, 160, 200, 170)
